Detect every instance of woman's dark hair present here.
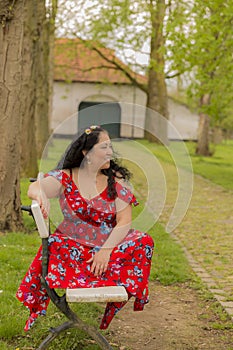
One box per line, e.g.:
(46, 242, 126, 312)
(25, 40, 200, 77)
(57, 126, 131, 198)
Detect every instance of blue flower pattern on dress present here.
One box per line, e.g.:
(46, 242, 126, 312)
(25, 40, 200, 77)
(70, 247, 81, 261)
(44, 170, 139, 248)
(16, 169, 154, 331)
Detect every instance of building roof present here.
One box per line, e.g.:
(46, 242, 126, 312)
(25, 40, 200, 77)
(54, 38, 146, 85)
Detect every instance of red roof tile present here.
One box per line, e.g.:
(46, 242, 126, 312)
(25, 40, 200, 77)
(54, 38, 146, 85)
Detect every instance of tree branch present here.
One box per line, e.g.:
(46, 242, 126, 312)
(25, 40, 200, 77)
(165, 71, 182, 79)
(79, 38, 148, 93)
(55, 64, 119, 73)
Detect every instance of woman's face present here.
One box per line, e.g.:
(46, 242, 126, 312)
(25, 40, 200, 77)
(88, 131, 113, 170)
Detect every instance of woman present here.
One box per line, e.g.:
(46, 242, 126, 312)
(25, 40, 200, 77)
(16, 125, 154, 331)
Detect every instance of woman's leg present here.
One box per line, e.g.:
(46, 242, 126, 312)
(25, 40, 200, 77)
(100, 232, 154, 329)
(16, 245, 50, 330)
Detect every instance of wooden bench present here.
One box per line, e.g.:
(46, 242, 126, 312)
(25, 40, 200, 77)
(24, 199, 128, 350)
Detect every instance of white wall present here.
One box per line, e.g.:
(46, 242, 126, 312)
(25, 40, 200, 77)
(51, 81, 199, 140)
(168, 98, 199, 140)
(51, 82, 146, 138)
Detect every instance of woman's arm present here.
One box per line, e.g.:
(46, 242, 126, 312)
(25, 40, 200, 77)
(87, 200, 132, 276)
(102, 201, 132, 249)
(28, 176, 62, 218)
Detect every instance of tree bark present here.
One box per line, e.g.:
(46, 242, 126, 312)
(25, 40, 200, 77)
(196, 94, 211, 156)
(20, 0, 57, 171)
(145, 0, 169, 144)
(34, 1, 57, 158)
(48, 1, 58, 123)
(20, 0, 39, 177)
(196, 113, 211, 156)
(0, 0, 24, 231)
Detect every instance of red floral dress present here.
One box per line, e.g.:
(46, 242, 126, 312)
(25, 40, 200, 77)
(16, 170, 154, 330)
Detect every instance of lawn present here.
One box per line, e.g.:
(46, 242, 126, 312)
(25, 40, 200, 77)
(0, 141, 191, 349)
(186, 140, 233, 190)
(0, 220, 191, 349)
(1, 137, 232, 349)
(138, 139, 233, 191)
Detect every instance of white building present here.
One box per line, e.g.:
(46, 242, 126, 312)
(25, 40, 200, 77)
(52, 38, 199, 140)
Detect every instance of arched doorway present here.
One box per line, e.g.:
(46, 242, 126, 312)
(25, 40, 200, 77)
(78, 101, 121, 138)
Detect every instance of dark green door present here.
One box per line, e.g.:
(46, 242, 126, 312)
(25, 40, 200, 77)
(78, 102, 121, 138)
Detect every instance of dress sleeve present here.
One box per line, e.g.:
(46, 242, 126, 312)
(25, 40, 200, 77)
(115, 181, 139, 206)
(44, 169, 69, 187)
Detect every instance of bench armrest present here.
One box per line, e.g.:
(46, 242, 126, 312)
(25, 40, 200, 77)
(31, 200, 49, 238)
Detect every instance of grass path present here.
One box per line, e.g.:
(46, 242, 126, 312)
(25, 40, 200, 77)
(1, 139, 233, 349)
(108, 158, 233, 350)
(159, 161, 233, 301)
(109, 281, 233, 350)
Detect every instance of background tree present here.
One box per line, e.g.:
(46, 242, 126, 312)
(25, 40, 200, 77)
(57, 0, 233, 153)
(188, 1, 233, 155)
(56, 0, 189, 144)
(168, 0, 233, 155)
(35, 0, 58, 158)
(0, 0, 25, 230)
(145, 0, 168, 143)
(21, 0, 58, 176)
(19, 0, 40, 177)
(0, 0, 57, 230)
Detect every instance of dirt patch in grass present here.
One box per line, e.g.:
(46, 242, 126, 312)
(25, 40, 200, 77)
(106, 159, 233, 350)
(108, 281, 233, 350)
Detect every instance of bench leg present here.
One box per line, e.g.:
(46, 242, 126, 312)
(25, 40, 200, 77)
(39, 280, 113, 350)
(36, 321, 73, 350)
(39, 242, 114, 350)
(36, 319, 113, 350)
(73, 319, 114, 350)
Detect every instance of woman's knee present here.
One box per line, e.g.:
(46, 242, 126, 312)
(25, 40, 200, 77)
(141, 233, 154, 249)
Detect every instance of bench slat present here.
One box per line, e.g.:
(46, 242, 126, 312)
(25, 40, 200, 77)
(66, 286, 128, 303)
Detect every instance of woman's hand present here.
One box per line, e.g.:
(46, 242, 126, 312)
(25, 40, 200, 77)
(33, 190, 50, 219)
(87, 248, 112, 277)
(28, 182, 50, 219)
(38, 191, 50, 219)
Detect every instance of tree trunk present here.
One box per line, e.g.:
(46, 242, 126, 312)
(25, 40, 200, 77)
(196, 113, 211, 156)
(145, 0, 169, 144)
(20, 0, 39, 177)
(196, 94, 211, 156)
(0, 0, 24, 231)
(47, 0, 58, 132)
(34, 1, 55, 158)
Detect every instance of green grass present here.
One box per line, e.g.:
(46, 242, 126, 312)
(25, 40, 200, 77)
(190, 276, 233, 331)
(132, 204, 191, 285)
(2, 137, 233, 349)
(150, 223, 192, 284)
(138, 139, 233, 191)
(0, 230, 113, 349)
(0, 172, 191, 349)
(185, 141, 233, 190)
(36, 137, 233, 192)
(0, 222, 191, 349)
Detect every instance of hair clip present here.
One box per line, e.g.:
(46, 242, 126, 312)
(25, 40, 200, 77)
(84, 125, 100, 135)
